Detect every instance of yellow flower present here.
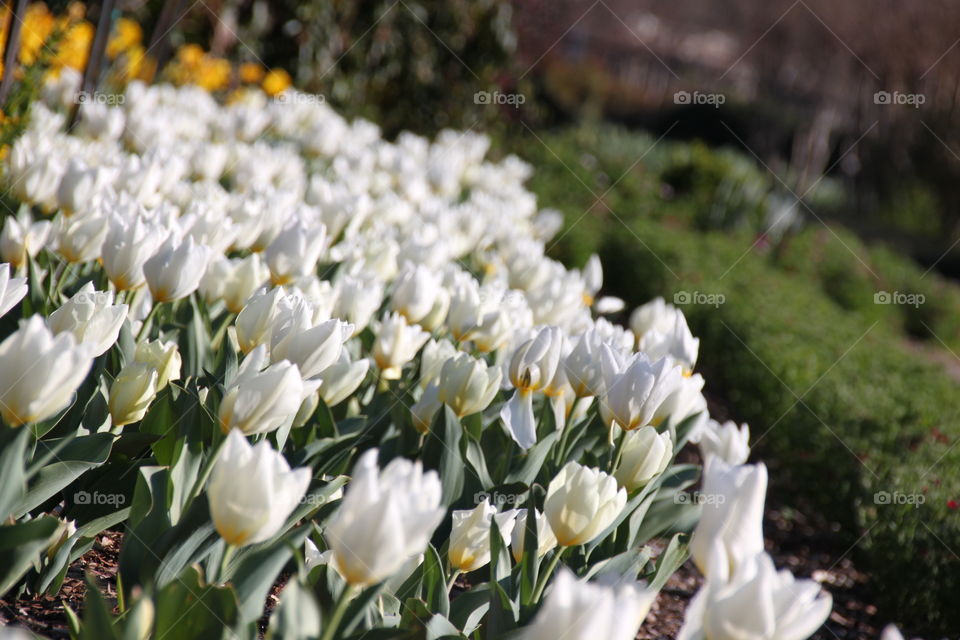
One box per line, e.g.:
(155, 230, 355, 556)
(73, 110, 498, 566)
(107, 18, 142, 59)
(55, 20, 94, 70)
(262, 68, 292, 96)
(19, 4, 55, 66)
(176, 43, 205, 67)
(238, 61, 263, 84)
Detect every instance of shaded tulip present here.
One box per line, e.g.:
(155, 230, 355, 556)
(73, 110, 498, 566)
(325, 449, 444, 586)
(265, 219, 327, 285)
(109, 362, 158, 426)
(208, 429, 310, 546)
(599, 347, 682, 431)
(500, 326, 563, 449)
(101, 213, 165, 291)
(0, 316, 93, 426)
(317, 352, 370, 407)
(544, 462, 626, 547)
(0, 215, 51, 268)
(235, 287, 284, 354)
(449, 502, 518, 572)
(614, 426, 673, 491)
(134, 339, 181, 390)
(372, 312, 430, 380)
(436, 352, 501, 418)
(271, 316, 353, 380)
(510, 509, 558, 563)
(698, 419, 751, 465)
(55, 212, 108, 263)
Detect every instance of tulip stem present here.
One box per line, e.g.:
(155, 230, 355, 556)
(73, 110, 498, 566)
(446, 569, 461, 594)
(219, 544, 235, 583)
(136, 303, 161, 341)
(530, 547, 566, 603)
(320, 584, 357, 640)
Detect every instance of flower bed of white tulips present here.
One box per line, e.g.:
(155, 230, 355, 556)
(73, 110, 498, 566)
(0, 79, 835, 639)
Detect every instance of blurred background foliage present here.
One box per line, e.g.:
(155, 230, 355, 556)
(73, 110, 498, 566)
(4, 0, 960, 632)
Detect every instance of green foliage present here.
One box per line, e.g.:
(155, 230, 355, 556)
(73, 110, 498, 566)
(509, 122, 960, 632)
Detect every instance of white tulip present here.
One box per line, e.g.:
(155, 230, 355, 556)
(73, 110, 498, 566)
(201, 253, 269, 313)
(143, 235, 212, 303)
(0, 316, 93, 426)
(0, 263, 27, 318)
(564, 328, 607, 398)
(325, 449, 445, 586)
(390, 263, 444, 325)
(332, 273, 384, 335)
(235, 287, 284, 354)
(0, 215, 51, 268)
(102, 213, 166, 291)
(629, 297, 676, 338)
(436, 352, 502, 418)
(208, 429, 311, 547)
(599, 347, 683, 431)
(449, 502, 518, 572)
(271, 315, 353, 380)
(523, 568, 656, 640)
(133, 339, 181, 390)
(699, 419, 751, 465)
(652, 373, 706, 426)
(265, 219, 327, 285)
(614, 426, 673, 491)
(544, 461, 626, 547)
(317, 352, 371, 407)
(49, 283, 127, 357)
(219, 346, 319, 435)
(639, 310, 700, 374)
(418, 338, 457, 390)
(372, 312, 430, 380)
(677, 550, 832, 640)
(510, 509, 558, 563)
(109, 362, 158, 427)
(55, 212, 108, 263)
(688, 457, 767, 580)
(500, 326, 564, 449)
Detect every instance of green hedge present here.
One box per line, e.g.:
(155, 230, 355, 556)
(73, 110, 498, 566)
(497, 125, 960, 633)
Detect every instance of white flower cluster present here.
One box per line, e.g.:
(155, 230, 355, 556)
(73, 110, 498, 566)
(0, 80, 832, 639)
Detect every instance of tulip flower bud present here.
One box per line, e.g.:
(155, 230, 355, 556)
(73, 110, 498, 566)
(373, 312, 430, 380)
(688, 458, 767, 580)
(0, 263, 27, 319)
(614, 426, 672, 491)
(523, 568, 656, 640)
(449, 502, 518, 572)
(326, 449, 444, 586)
(208, 429, 310, 547)
(46, 518, 77, 559)
(628, 297, 675, 339)
(436, 352, 502, 418)
(389, 263, 444, 325)
(0, 316, 93, 426)
(219, 346, 318, 435)
(109, 362, 159, 427)
(49, 283, 128, 357)
(411, 383, 443, 434)
(510, 509, 558, 563)
(134, 339, 181, 390)
(125, 595, 155, 640)
(144, 235, 212, 303)
(698, 419, 750, 465)
(564, 328, 607, 398)
(652, 373, 705, 427)
(677, 550, 831, 640)
(544, 461, 626, 547)
(202, 253, 269, 314)
(332, 273, 384, 335)
(446, 274, 482, 341)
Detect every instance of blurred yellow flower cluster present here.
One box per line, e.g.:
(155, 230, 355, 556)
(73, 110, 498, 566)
(1, 2, 293, 96)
